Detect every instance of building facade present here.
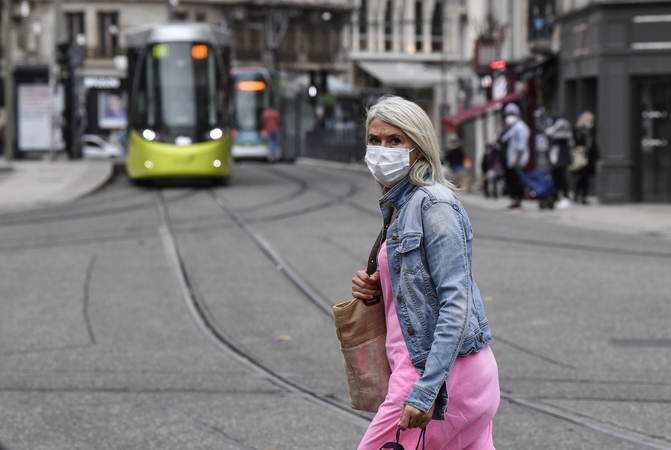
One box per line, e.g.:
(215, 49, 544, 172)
(557, 0, 671, 203)
(1, 0, 354, 157)
(347, 0, 532, 172)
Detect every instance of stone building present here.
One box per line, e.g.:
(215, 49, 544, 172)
(556, 0, 671, 203)
(347, 0, 532, 172)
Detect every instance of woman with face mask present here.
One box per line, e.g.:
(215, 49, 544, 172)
(353, 96, 500, 450)
(497, 103, 530, 212)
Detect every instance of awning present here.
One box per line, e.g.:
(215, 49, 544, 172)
(356, 61, 455, 88)
(442, 91, 525, 130)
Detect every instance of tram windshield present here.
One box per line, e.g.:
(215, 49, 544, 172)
(234, 76, 268, 131)
(133, 42, 225, 141)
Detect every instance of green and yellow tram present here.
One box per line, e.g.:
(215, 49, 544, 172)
(124, 23, 233, 182)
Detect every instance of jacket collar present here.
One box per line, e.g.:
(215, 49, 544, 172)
(379, 176, 419, 217)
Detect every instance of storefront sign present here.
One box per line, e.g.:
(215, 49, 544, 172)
(641, 138, 668, 151)
(83, 76, 122, 89)
(473, 37, 500, 73)
(641, 110, 669, 119)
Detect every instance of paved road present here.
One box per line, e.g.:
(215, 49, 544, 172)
(1, 162, 670, 449)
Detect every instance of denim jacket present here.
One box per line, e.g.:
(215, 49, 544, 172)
(379, 176, 493, 421)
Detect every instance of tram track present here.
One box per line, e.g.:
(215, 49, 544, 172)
(0, 188, 198, 228)
(270, 164, 671, 260)
(154, 189, 372, 428)
(199, 166, 671, 449)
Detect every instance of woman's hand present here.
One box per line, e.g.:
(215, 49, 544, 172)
(351, 270, 381, 300)
(398, 403, 436, 430)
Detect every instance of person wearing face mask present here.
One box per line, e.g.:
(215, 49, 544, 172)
(497, 103, 530, 212)
(353, 96, 499, 450)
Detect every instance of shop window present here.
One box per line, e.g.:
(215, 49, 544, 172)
(66, 12, 85, 45)
(384, 0, 392, 51)
(174, 11, 188, 21)
(97, 11, 119, 58)
(359, 0, 367, 51)
(528, 0, 554, 41)
(415, 1, 423, 51)
(431, 1, 443, 52)
(196, 12, 206, 23)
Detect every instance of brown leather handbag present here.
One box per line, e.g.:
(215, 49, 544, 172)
(333, 228, 391, 412)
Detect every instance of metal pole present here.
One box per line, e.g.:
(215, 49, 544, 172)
(508, 0, 514, 61)
(3, 0, 15, 160)
(49, 0, 63, 159)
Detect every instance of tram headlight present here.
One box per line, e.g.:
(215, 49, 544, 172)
(142, 129, 156, 141)
(209, 128, 224, 140)
(213, 159, 222, 168)
(144, 160, 154, 169)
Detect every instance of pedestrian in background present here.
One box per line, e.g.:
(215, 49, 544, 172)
(445, 134, 465, 178)
(545, 117, 574, 209)
(497, 103, 530, 212)
(445, 134, 476, 191)
(353, 95, 499, 450)
(261, 106, 280, 161)
(481, 143, 504, 199)
(573, 111, 601, 205)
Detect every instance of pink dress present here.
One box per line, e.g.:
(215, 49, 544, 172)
(358, 242, 500, 450)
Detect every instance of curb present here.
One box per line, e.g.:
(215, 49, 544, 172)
(0, 160, 116, 213)
(295, 157, 671, 240)
(46, 160, 116, 205)
(295, 157, 370, 174)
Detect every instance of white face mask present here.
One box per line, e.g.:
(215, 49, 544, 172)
(365, 145, 415, 188)
(505, 115, 518, 125)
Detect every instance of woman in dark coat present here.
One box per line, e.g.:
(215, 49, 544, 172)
(545, 117, 573, 208)
(573, 111, 601, 205)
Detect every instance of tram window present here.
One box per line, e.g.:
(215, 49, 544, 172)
(132, 42, 225, 138)
(234, 79, 268, 131)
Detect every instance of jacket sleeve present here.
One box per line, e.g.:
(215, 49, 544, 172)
(403, 199, 473, 414)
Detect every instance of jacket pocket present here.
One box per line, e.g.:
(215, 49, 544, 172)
(396, 234, 422, 274)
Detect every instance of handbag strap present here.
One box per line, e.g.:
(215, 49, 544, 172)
(379, 427, 426, 450)
(379, 427, 404, 450)
(415, 428, 426, 450)
(362, 226, 386, 306)
(367, 208, 398, 276)
(366, 227, 386, 276)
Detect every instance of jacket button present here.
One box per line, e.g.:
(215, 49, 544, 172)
(479, 334, 484, 342)
(407, 327, 414, 335)
(419, 364, 425, 369)
(394, 266, 400, 273)
(396, 295, 403, 302)
(391, 233, 398, 240)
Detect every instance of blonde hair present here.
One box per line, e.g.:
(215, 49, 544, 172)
(366, 95, 454, 189)
(576, 111, 595, 129)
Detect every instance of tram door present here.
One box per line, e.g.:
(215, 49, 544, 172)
(637, 79, 671, 202)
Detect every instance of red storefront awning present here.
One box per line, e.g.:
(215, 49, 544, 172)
(442, 91, 525, 131)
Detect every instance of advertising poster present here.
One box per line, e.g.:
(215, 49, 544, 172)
(18, 84, 64, 151)
(98, 91, 128, 129)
